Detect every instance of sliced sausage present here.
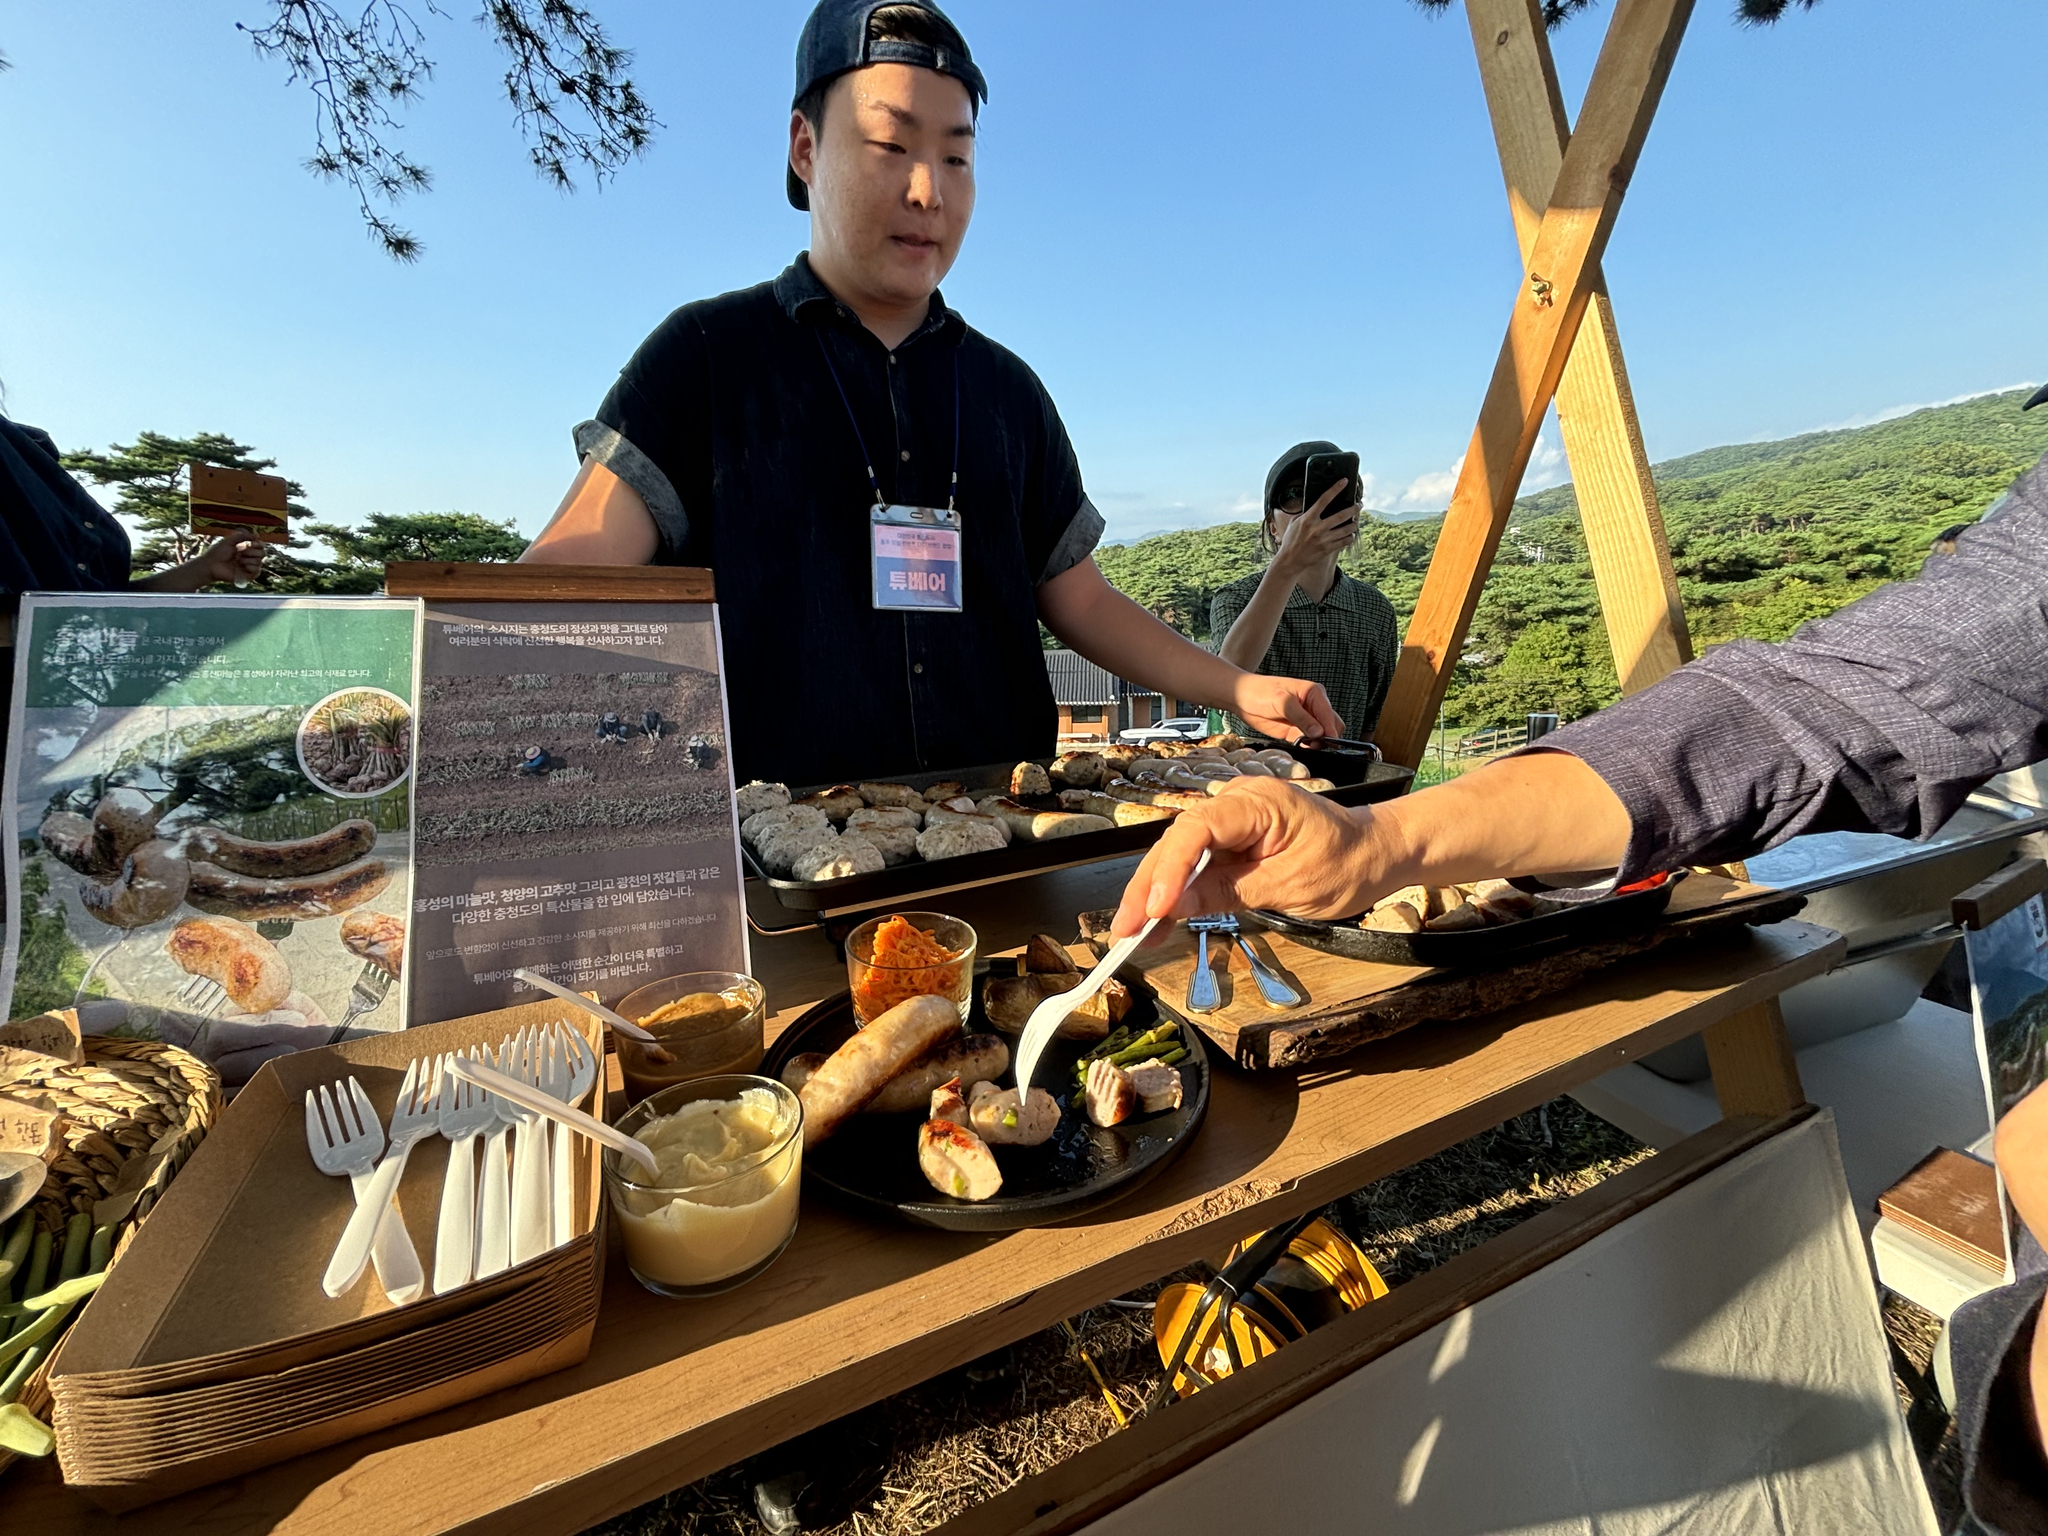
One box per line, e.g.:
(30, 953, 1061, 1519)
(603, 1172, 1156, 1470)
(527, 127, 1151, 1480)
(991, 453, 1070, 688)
(917, 1117, 1003, 1201)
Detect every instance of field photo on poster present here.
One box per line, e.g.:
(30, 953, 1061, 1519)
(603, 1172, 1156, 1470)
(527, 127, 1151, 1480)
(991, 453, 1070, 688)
(411, 667, 729, 867)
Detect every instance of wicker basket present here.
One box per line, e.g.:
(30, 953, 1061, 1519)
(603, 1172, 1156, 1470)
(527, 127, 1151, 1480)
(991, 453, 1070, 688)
(3, 1037, 221, 1474)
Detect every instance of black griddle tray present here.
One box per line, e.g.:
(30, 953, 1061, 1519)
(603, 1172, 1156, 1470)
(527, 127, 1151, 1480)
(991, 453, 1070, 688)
(743, 752, 1412, 917)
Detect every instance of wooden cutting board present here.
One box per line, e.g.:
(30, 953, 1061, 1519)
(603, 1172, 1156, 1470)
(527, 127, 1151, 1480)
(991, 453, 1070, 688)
(1076, 874, 1801, 1069)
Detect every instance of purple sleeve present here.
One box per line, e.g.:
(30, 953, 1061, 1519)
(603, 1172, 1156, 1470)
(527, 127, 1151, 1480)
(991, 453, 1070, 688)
(1540, 449, 2048, 881)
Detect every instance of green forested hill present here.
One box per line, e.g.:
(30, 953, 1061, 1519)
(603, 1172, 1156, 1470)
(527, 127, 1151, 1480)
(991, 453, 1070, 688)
(1093, 387, 2048, 728)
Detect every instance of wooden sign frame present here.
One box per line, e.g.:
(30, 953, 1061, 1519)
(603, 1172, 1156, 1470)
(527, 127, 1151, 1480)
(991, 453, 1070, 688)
(187, 462, 291, 544)
(383, 562, 715, 604)
(1375, 0, 1698, 768)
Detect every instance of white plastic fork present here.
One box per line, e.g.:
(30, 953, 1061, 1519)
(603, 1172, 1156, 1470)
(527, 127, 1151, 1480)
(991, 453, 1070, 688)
(303, 1077, 424, 1305)
(473, 1034, 519, 1280)
(546, 1025, 599, 1249)
(322, 1058, 438, 1299)
(433, 1049, 498, 1295)
(1013, 849, 1212, 1092)
(507, 1026, 552, 1266)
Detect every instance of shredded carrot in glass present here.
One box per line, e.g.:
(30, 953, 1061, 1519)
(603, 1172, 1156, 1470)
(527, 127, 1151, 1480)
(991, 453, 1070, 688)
(853, 915, 968, 1024)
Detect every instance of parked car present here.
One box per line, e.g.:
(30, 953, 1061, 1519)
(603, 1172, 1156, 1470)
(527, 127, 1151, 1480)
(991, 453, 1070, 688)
(1118, 717, 1210, 745)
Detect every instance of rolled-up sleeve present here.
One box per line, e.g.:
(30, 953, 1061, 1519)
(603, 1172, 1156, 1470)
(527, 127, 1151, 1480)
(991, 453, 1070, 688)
(572, 419, 689, 553)
(1041, 494, 1104, 584)
(577, 308, 713, 564)
(1544, 448, 2048, 881)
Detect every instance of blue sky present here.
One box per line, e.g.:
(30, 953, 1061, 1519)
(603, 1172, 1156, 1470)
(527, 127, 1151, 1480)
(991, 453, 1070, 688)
(2, 1, 2043, 548)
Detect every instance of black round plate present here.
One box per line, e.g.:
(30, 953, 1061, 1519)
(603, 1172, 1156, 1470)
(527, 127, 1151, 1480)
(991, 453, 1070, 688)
(1251, 871, 1685, 969)
(763, 988, 1208, 1232)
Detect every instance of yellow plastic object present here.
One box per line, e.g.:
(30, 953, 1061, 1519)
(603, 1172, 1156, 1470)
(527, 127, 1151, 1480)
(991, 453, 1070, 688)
(1155, 1218, 1389, 1399)
(1152, 1283, 1289, 1399)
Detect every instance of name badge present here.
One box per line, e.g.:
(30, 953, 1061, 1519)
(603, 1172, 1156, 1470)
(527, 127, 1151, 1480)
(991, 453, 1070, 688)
(871, 504, 963, 613)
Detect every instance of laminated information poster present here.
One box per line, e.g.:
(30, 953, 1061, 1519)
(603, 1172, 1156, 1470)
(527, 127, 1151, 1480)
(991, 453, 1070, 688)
(2, 595, 421, 1086)
(408, 601, 747, 1023)
(1966, 882, 2048, 1280)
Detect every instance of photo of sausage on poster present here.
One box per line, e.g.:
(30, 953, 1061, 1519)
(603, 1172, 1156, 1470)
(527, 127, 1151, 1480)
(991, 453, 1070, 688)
(406, 601, 747, 1024)
(1, 595, 421, 1087)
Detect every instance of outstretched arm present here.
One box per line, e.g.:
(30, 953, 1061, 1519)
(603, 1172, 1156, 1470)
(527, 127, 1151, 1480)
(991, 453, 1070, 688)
(1037, 556, 1342, 743)
(1110, 752, 1630, 934)
(521, 459, 660, 565)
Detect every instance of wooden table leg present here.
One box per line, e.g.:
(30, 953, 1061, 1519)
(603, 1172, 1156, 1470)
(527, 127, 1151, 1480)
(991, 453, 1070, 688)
(1703, 997, 1806, 1119)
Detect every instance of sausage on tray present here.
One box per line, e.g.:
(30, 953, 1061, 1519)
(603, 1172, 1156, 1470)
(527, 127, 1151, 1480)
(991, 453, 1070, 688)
(797, 992, 962, 1146)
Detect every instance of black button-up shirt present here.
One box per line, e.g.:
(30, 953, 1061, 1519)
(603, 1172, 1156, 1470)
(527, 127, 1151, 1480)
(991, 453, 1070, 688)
(577, 254, 1104, 789)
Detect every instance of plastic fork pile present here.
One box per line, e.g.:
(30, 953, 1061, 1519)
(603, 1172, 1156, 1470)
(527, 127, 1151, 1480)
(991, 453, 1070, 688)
(305, 1020, 599, 1304)
(44, 1008, 612, 1509)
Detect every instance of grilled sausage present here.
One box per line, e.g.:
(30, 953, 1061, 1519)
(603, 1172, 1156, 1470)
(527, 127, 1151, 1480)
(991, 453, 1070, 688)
(966, 1080, 1060, 1146)
(182, 818, 377, 878)
(185, 855, 391, 922)
(80, 839, 190, 928)
(917, 1117, 1003, 1201)
(797, 992, 961, 1146)
(778, 1034, 1011, 1114)
(166, 915, 293, 1013)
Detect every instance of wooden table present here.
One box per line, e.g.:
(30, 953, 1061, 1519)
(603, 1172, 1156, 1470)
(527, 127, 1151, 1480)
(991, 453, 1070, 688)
(15, 858, 1843, 1535)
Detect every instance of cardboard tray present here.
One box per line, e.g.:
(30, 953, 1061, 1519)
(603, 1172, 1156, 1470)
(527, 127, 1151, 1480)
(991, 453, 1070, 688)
(44, 999, 607, 1512)
(744, 754, 1413, 921)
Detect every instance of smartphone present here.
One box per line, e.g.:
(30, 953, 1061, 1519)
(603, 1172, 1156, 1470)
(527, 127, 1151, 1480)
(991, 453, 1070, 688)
(1302, 451, 1361, 520)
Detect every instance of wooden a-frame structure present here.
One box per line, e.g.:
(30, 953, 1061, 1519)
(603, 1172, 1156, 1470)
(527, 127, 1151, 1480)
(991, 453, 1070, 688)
(1374, 0, 1698, 769)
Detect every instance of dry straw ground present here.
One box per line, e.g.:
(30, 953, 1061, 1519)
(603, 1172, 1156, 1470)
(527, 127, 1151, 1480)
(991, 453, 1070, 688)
(596, 1097, 1654, 1536)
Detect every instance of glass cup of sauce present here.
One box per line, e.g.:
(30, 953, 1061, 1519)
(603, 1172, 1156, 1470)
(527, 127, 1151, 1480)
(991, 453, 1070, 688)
(614, 972, 767, 1105)
(603, 1074, 803, 1298)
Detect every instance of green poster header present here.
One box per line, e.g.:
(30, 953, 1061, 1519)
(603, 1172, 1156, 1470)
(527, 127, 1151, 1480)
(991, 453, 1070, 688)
(20, 598, 418, 710)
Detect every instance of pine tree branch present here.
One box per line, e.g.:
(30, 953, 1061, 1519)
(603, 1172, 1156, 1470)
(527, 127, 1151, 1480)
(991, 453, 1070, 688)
(480, 1, 656, 192)
(239, 1, 656, 261)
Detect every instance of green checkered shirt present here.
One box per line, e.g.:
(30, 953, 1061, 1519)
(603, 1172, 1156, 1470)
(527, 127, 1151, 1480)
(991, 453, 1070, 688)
(1209, 569, 1399, 739)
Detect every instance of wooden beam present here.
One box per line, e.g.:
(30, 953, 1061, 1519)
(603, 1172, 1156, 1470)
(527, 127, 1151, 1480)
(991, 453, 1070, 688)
(1467, 0, 1693, 696)
(937, 1107, 1815, 1536)
(1374, 0, 1697, 768)
(383, 562, 716, 603)
(1702, 997, 1806, 1119)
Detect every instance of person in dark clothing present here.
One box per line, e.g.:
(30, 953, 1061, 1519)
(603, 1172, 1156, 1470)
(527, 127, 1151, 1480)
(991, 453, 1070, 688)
(517, 1, 1339, 788)
(595, 712, 628, 745)
(1, 415, 265, 598)
(1115, 396, 2048, 1532)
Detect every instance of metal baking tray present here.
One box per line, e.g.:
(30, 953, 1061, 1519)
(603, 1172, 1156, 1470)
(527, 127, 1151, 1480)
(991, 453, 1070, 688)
(742, 752, 1413, 924)
(1251, 870, 1686, 969)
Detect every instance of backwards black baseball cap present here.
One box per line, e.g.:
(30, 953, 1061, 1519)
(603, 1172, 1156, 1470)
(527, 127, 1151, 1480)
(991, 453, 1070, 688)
(2027, 382, 2048, 411)
(787, 0, 988, 210)
(1265, 441, 1342, 510)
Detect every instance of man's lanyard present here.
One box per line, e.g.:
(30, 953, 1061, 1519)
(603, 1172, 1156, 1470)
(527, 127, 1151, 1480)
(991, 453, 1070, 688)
(814, 331, 961, 511)
(816, 331, 966, 613)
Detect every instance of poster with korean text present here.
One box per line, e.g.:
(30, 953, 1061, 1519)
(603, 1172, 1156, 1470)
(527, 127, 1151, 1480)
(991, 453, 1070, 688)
(3, 596, 420, 1086)
(407, 602, 746, 1023)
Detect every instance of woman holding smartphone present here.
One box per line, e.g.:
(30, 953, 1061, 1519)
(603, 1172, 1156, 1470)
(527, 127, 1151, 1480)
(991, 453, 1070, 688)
(1210, 440, 1400, 740)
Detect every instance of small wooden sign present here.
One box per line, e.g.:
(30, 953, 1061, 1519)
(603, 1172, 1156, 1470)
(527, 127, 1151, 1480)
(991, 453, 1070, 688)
(189, 462, 291, 544)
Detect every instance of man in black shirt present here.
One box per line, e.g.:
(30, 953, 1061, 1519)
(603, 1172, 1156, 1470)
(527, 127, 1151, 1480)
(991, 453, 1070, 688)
(521, 0, 1339, 787)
